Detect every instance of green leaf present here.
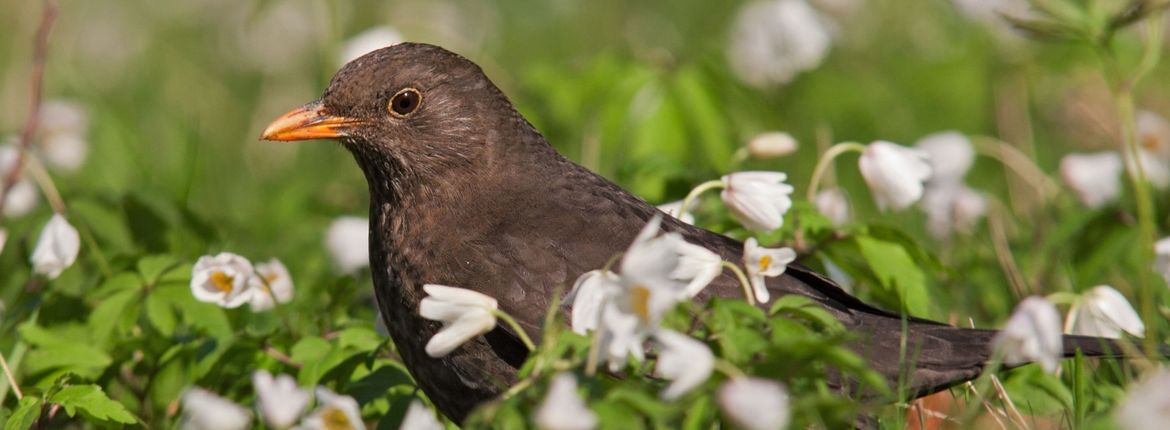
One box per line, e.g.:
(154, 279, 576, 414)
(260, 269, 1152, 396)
(769, 295, 845, 333)
(5, 396, 42, 430)
(854, 236, 930, 317)
(347, 364, 414, 405)
(338, 326, 384, 352)
(170, 292, 232, 338)
(122, 193, 171, 253)
(138, 254, 180, 285)
(89, 288, 139, 346)
(146, 291, 178, 336)
(23, 343, 113, 379)
(50, 384, 138, 424)
(290, 336, 332, 364)
(91, 272, 144, 299)
(673, 66, 732, 172)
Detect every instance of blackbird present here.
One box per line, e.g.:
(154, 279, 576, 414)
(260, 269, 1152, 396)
(262, 43, 1125, 423)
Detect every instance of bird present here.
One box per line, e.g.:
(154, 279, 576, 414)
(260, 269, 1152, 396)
(261, 42, 1128, 423)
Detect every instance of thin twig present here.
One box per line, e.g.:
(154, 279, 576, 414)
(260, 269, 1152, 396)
(0, 350, 22, 401)
(987, 200, 1029, 298)
(989, 373, 1029, 429)
(0, 0, 58, 215)
(264, 345, 302, 369)
(963, 381, 1009, 430)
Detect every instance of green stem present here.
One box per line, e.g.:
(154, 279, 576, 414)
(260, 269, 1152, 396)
(805, 142, 867, 202)
(971, 136, 1060, 201)
(492, 309, 536, 352)
(678, 180, 726, 221)
(259, 276, 296, 336)
(713, 359, 747, 380)
(956, 351, 1006, 426)
(585, 328, 602, 377)
(720, 261, 756, 306)
(0, 309, 38, 405)
(1116, 90, 1160, 353)
(0, 349, 22, 401)
(601, 253, 624, 273)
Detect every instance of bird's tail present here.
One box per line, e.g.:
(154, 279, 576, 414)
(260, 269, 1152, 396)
(1060, 333, 1164, 359)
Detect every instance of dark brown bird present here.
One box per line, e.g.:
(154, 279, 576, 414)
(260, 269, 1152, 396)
(261, 43, 1125, 423)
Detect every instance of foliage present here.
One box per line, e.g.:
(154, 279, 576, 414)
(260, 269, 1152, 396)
(0, 0, 1169, 428)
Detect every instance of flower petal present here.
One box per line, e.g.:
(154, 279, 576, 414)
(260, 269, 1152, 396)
(991, 296, 1062, 373)
(30, 213, 81, 279)
(422, 284, 498, 310)
(654, 330, 714, 400)
(717, 378, 791, 430)
(534, 374, 598, 430)
(424, 309, 497, 357)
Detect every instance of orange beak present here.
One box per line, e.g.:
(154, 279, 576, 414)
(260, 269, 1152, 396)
(260, 101, 364, 141)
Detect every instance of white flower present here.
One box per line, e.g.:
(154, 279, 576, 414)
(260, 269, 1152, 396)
(922, 184, 987, 239)
(1124, 148, 1170, 189)
(30, 213, 80, 279)
(40, 133, 88, 172)
(743, 238, 796, 303)
(1157, 237, 1170, 285)
(858, 141, 932, 211)
(399, 400, 443, 430)
(720, 171, 795, 231)
(1116, 367, 1170, 430)
(325, 216, 369, 273)
(339, 26, 405, 65)
(565, 270, 619, 335)
(747, 132, 799, 159)
(0, 144, 40, 218)
(654, 330, 714, 400)
(1065, 286, 1145, 339)
(950, 186, 988, 233)
(3, 180, 39, 218)
(37, 99, 89, 172)
(534, 373, 598, 430)
(656, 200, 695, 225)
(302, 387, 365, 430)
(991, 296, 1062, 373)
(565, 217, 724, 370)
(180, 387, 252, 430)
(672, 242, 724, 298)
(598, 303, 646, 371)
(615, 217, 706, 323)
(1138, 110, 1170, 161)
(728, 0, 832, 87)
(1060, 151, 1123, 208)
(814, 187, 849, 226)
(249, 258, 294, 311)
(252, 370, 309, 429)
(1128, 110, 1170, 189)
(915, 131, 974, 183)
(717, 377, 791, 430)
(418, 284, 498, 357)
(190, 253, 257, 308)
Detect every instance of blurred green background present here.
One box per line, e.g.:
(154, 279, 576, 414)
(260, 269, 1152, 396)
(2, 0, 1168, 330)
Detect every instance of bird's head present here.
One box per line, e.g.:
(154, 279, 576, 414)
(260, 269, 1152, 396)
(261, 43, 523, 180)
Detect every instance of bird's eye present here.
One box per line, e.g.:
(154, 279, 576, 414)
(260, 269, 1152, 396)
(389, 88, 422, 117)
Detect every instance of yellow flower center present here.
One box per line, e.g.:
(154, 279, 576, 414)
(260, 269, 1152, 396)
(630, 285, 651, 321)
(1142, 133, 1163, 152)
(758, 255, 772, 273)
(322, 406, 354, 430)
(210, 272, 234, 293)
